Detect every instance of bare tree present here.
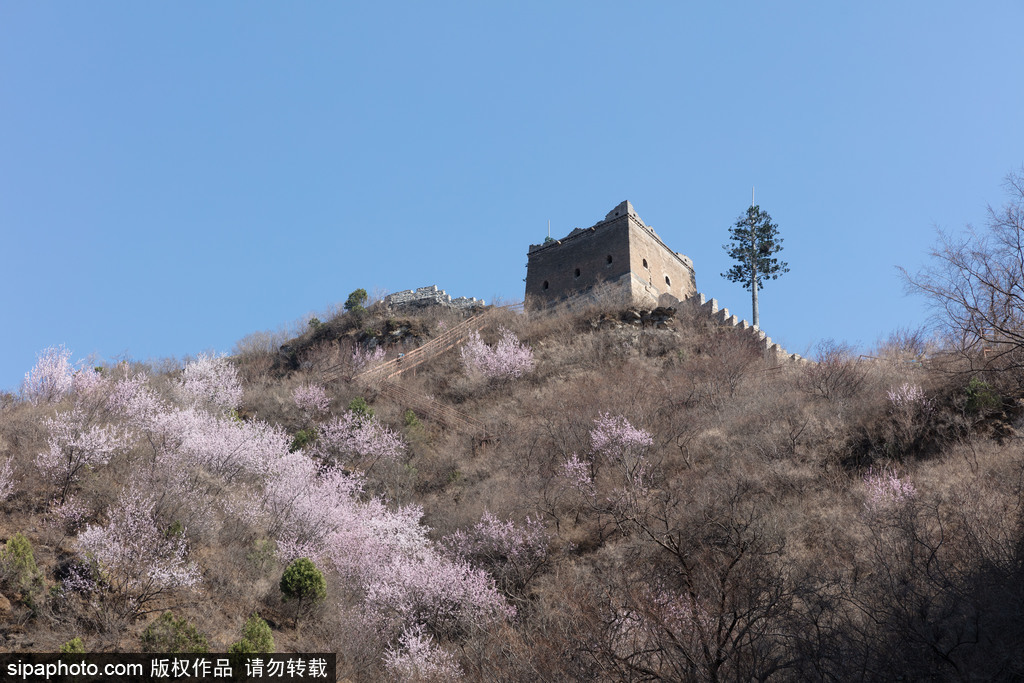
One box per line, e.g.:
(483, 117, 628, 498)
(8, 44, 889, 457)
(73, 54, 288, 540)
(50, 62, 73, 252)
(902, 169, 1024, 374)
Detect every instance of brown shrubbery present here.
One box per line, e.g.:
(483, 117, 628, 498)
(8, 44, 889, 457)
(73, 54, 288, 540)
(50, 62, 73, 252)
(3, 292, 1024, 678)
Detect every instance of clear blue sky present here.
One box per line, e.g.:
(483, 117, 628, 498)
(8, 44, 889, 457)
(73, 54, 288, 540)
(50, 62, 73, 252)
(3, 2, 1023, 391)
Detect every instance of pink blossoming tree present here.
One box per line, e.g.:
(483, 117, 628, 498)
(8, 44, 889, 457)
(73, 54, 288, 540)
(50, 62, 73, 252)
(36, 409, 121, 504)
(443, 511, 549, 599)
(19, 344, 512, 663)
(21, 345, 75, 404)
(556, 413, 658, 534)
(312, 410, 406, 474)
(460, 328, 534, 380)
(176, 353, 243, 414)
(384, 624, 464, 682)
(352, 345, 387, 374)
(78, 491, 200, 620)
(293, 383, 331, 418)
(252, 451, 512, 643)
(563, 413, 654, 497)
(863, 467, 917, 515)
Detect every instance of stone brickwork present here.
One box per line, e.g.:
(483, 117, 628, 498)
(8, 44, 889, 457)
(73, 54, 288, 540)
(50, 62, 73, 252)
(384, 285, 484, 311)
(525, 201, 696, 308)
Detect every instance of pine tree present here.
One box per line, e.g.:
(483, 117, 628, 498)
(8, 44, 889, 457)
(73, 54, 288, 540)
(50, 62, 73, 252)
(722, 204, 789, 327)
(280, 557, 326, 627)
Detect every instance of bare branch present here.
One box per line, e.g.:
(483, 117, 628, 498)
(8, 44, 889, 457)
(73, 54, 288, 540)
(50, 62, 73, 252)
(903, 168, 1024, 376)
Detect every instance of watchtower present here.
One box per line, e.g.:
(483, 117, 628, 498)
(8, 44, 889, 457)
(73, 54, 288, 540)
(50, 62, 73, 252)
(525, 201, 697, 308)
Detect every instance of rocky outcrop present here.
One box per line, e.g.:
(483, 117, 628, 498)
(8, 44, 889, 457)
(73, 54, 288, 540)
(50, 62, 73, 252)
(591, 306, 679, 330)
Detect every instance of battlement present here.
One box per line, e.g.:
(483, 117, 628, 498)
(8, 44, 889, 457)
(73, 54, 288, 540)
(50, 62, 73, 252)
(691, 293, 808, 364)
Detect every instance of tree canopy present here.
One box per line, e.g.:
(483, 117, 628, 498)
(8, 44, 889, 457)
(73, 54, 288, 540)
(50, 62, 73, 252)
(722, 204, 789, 327)
(345, 288, 369, 313)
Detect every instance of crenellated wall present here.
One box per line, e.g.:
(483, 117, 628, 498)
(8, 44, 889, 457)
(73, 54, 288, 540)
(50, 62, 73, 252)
(690, 293, 808, 364)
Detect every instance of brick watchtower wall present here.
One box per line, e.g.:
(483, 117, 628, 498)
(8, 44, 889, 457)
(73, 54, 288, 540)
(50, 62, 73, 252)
(526, 201, 696, 308)
(626, 211, 697, 306)
(525, 211, 633, 306)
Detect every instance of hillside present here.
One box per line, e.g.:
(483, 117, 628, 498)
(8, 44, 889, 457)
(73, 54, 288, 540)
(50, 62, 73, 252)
(2, 294, 1023, 681)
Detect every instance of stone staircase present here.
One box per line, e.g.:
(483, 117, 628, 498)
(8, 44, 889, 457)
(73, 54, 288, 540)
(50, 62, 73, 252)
(356, 311, 493, 381)
(320, 309, 502, 439)
(375, 380, 487, 436)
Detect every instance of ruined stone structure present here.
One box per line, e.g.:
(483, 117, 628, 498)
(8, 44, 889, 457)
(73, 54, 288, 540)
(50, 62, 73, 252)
(525, 201, 697, 308)
(384, 285, 484, 312)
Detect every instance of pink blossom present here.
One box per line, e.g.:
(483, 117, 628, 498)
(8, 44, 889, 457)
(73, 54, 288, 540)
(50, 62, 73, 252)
(258, 453, 365, 560)
(0, 457, 13, 502)
(109, 391, 293, 534)
(176, 353, 242, 413)
(22, 347, 110, 408)
(293, 384, 330, 417)
(352, 345, 386, 373)
(384, 624, 463, 681)
(863, 467, 917, 513)
(460, 328, 534, 380)
(70, 367, 108, 403)
(312, 411, 406, 473)
(111, 372, 291, 478)
(590, 413, 653, 493)
(21, 345, 75, 404)
(887, 383, 932, 412)
(251, 448, 513, 639)
(36, 409, 121, 503)
(47, 496, 89, 535)
(78, 491, 200, 618)
(107, 371, 165, 428)
(444, 511, 549, 596)
(59, 561, 97, 596)
(177, 409, 292, 480)
(560, 454, 596, 498)
(360, 547, 514, 638)
(590, 413, 653, 455)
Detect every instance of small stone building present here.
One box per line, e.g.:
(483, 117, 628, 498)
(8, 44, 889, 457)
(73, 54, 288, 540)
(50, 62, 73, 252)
(525, 201, 697, 308)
